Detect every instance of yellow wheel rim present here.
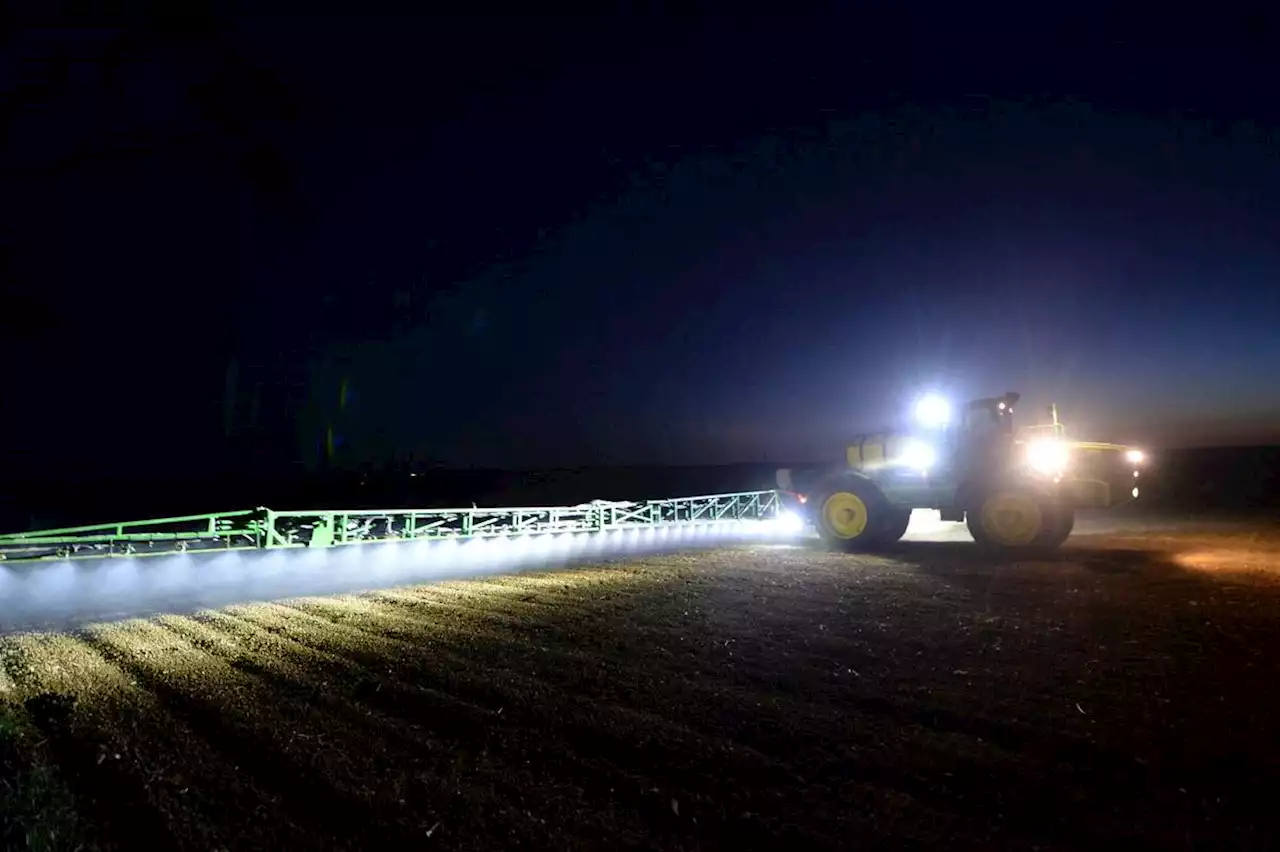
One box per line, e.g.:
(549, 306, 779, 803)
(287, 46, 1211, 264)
(981, 492, 1043, 546)
(822, 492, 869, 539)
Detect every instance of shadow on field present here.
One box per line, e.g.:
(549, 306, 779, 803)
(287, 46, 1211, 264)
(879, 539, 1161, 572)
(790, 536, 1173, 587)
(792, 528, 1280, 587)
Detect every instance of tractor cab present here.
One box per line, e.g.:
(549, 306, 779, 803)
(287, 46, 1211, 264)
(962, 392, 1020, 435)
(904, 392, 1019, 467)
(943, 392, 1021, 475)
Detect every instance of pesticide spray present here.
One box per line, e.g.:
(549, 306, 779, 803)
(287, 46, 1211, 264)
(0, 493, 806, 633)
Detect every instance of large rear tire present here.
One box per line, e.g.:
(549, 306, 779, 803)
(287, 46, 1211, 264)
(813, 477, 892, 552)
(967, 486, 1050, 551)
(879, 508, 913, 544)
(1033, 507, 1074, 548)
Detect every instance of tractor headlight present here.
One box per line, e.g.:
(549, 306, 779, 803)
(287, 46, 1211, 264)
(1125, 449, 1145, 465)
(1026, 439, 1069, 475)
(913, 394, 951, 428)
(898, 438, 937, 471)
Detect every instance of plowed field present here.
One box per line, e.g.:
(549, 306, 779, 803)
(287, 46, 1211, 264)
(4, 526, 1280, 850)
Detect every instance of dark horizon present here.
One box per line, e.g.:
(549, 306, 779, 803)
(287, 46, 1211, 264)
(4, 6, 1279, 480)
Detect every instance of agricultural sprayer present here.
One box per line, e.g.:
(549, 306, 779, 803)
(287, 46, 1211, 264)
(778, 391, 1145, 551)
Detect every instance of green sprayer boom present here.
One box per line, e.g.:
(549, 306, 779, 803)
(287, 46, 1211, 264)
(0, 491, 784, 564)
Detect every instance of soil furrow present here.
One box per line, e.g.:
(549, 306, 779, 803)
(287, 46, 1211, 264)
(229, 601, 850, 845)
(78, 621, 441, 849)
(157, 611, 663, 848)
(3, 633, 323, 851)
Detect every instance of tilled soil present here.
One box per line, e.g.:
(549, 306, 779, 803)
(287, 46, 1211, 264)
(3, 528, 1280, 850)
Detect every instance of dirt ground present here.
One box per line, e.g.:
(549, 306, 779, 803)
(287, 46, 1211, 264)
(4, 520, 1280, 850)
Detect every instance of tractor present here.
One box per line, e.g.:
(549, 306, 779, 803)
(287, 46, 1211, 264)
(776, 392, 1145, 552)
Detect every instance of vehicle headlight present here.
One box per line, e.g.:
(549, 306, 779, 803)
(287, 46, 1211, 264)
(1125, 449, 1145, 464)
(1026, 439, 1069, 475)
(913, 394, 951, 428)
(899, 438, 937, 471)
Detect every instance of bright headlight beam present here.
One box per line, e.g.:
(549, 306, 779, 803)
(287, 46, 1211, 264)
(1026, 439, 1069, 475)
(914, 393, 951, 427)
(898, 438, 937, 471)
(1125, 449, 1145, 464)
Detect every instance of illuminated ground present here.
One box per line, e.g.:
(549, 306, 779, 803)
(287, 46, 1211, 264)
(4, 517, 1280, 850)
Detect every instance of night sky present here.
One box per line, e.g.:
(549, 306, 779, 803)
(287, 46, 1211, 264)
(3, 5, 1279, 479)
